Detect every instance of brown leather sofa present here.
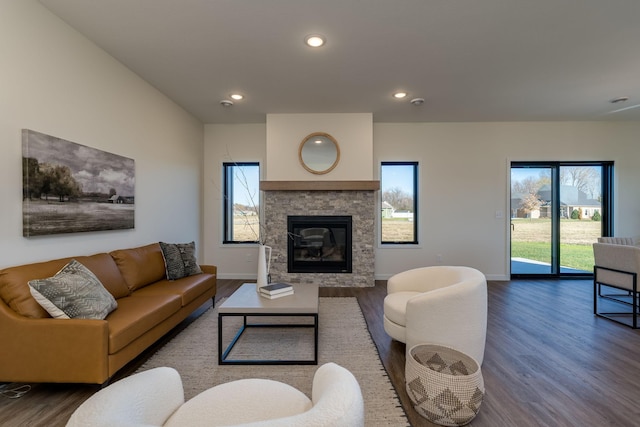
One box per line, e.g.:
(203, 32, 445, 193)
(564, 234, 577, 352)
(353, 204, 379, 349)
(0, 243, 216, 385)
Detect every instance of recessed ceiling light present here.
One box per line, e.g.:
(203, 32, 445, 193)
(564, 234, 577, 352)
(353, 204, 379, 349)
(305, 34, 325, 48)
(393, 92, 408, 99)
(230, 93, 244, 100)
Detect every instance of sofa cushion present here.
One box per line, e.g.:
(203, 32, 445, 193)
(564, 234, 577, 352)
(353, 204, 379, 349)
(73, 254, 131, 299)
(134, 274, 214, 307)
(159, 242, 202, 280)
(107, 294, 182, 354)
(28, 260, 118, 320)
(110, 243, 166, 291)
(0, 253, 129, 319)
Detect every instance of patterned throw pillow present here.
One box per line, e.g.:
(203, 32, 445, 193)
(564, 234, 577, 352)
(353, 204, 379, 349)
(159, 241, 203, 280)
(28, 259, 118, 319)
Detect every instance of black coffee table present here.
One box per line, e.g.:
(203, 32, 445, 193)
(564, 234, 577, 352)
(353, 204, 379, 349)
(218, 282, 319, 365)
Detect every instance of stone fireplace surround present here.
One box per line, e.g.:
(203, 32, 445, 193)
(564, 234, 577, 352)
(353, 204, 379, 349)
(261, 181, 378, 287)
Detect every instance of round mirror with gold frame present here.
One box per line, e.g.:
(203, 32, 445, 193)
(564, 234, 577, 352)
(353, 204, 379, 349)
(298, 132, 340, 175)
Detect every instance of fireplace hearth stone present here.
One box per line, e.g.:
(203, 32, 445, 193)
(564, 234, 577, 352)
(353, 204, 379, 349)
(263, 190, 375, 287)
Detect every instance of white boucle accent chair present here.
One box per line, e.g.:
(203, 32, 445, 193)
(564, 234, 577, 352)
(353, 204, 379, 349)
(383, 266, 488, 365)
(66, 363, 364, 427)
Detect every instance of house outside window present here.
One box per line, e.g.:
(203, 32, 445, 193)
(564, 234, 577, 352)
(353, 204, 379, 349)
(222, 162, 261, 244)
(380, 162, 418, 244)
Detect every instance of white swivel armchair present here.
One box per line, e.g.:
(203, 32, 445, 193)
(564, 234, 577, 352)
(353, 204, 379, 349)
(66, 363, 364, 427)
(384, 266, 488, 365)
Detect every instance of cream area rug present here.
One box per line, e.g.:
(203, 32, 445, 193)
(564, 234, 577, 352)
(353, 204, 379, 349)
(137, 297, 409, 426)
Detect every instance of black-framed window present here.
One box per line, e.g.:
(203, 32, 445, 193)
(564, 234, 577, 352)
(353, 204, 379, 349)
(510, 160, 613, 278)
(222, 162, 261, 244)
(381, 162, 418, 244)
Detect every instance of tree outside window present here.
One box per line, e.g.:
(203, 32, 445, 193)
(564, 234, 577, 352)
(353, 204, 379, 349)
(381, 162, 418, 244)
(222, 162, 261, 244)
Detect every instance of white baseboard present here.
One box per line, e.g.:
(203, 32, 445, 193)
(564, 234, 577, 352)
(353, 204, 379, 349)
(222, 272, 510, 282)
(216, 273, 257, 280)
(485, 274, 509, 281)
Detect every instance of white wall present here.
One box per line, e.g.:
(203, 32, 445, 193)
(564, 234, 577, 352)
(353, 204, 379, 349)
(266, 113, 373, 180)
(374, 122, 640, 280)
(203, 124, 266, 278)
(0, 0, 204, 268)
(204, 121, 640, 281)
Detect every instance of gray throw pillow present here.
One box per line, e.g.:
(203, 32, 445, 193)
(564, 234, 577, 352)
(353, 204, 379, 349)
(159, 241, 203, 280)
(28, 259, 118, 319)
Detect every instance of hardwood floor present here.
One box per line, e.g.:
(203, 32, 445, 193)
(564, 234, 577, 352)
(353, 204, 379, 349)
(1, 278, 640, 426)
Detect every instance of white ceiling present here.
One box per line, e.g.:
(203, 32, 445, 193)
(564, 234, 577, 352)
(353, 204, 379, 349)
(39, 0, 640, 124)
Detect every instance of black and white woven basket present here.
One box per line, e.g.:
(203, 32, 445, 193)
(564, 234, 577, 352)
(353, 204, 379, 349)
(405, 344, 484, 426)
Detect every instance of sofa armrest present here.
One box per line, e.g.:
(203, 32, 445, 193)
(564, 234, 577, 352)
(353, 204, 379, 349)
(0, 299, 110, 384)
(199, 264, 217, 276)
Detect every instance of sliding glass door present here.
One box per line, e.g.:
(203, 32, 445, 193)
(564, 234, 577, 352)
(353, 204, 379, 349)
(510, 162, 613, 278)
(510, 166, 554, 274)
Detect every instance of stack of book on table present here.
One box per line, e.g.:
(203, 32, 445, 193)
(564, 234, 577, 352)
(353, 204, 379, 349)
(259, 283, 294, 299)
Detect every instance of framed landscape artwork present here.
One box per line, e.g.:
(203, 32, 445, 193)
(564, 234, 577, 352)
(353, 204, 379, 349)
(22, 129, 135, 237)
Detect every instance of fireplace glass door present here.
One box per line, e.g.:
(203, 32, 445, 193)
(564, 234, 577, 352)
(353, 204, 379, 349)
(287, 215, 352, 273)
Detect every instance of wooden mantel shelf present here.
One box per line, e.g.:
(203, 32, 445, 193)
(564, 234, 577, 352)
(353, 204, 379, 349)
(260, 180, 380, 191)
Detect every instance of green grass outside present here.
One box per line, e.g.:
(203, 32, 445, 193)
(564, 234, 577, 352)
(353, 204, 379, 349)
(511, 241, 594, 272)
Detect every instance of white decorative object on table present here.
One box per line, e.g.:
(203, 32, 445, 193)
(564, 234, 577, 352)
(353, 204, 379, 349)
(256, 244, 272, 293)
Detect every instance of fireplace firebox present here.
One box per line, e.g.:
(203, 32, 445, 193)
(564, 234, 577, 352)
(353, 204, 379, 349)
(287, 215, 352, 273)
